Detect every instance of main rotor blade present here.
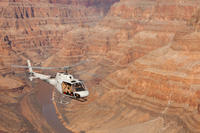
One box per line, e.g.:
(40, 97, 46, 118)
(11, 59, 91, 70)
(11, 65, 65, 70)
(67, 59, 90, 68)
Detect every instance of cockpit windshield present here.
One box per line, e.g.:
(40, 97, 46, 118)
(73, 82, 85, 92)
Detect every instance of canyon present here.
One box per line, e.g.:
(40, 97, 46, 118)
(0, 0, 200, 133)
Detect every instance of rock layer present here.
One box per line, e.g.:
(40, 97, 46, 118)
(50, 0, 200, 132)
(1, 0, 200, 133)
(0, 0, 119, 133)
(0, 0, 112, 67)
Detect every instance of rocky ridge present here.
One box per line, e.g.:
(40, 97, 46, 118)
(1, 0, 200, 133)
(0, 0, 119, 132)
(0, 0, 112, 68)
(48, 0, 200, 132)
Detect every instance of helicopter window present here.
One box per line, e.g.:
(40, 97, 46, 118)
(62, 82, 71, 86)
(73, 82, 85, 92)
(62, 82, 73, 94)
(50, 74, 56, 78)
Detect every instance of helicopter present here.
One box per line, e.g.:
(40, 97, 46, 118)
(12, 60, 89, 100)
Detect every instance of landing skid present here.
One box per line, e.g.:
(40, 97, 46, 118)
(63, 93, 88, 102)
(52, 90, 87, 104)
(70, 96, 87, 102)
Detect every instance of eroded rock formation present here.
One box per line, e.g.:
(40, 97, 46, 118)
(0, 0, 113, 67)
(0, 0, 118, 132)
(47, 0, 200, 132)
(1, 0, 200, 133)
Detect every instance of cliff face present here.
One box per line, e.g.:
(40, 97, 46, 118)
(1, 0, 200, 133)
(48, 0, 200, 132)
(0, 0, 119, 133)
(0, 0, 113, 67)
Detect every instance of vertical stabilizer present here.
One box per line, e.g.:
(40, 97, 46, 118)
(27, 60, 33, 73)
(27, 60, 34, 81)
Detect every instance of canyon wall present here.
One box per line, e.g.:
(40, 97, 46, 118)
(49, 0, 200, 132)
(0, 0, 119, 132)
(1, 0, 200, 133)
(0, 0, 112, 67)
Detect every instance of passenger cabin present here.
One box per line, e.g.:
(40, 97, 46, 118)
(56, 72, 88, 98)
(62, 81, 86, 95)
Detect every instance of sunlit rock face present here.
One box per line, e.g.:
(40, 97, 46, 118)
(0, 0, 118, 67)
(1, 0, 200, 133)
(45, 0, 200, 133)
(0, 0, 120, 133)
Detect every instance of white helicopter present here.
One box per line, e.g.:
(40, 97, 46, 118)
(12, 60, 89, 99)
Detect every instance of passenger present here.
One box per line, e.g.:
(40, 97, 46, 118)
(67, 85, 73, 95)
(62, 82, 68, 94)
